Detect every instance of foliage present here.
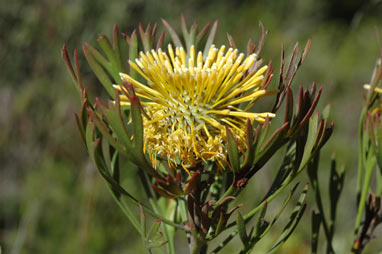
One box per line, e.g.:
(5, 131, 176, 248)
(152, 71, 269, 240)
(63, 16, 334, 253)
(352, 48, 382, 253)
(2, 0, 382, 253)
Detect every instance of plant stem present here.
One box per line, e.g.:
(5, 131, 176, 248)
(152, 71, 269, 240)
(356, 108, 367, 205)
(143, 171, 176, 254)
(213, 151, 318, 252)
(216, 173, 294, 251)
(354, 155, 375, 235)
(109, 187, 142, 233)
(308, 155, 335, 253)
(311, 179, 334, 253)
(213, 184, 235, 209)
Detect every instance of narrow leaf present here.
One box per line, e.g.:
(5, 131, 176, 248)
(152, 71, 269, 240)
(148, 220, 162, 240)
(161, 18, 183, 48)
(226, 127, 240, 172)
(62, 45, 79, 91)
(298, 112, 319, 172)
(254, 201, 268, 237)
(112, 25, 124, 72)
(203, 20, 218, 58)
(237, 212, 249, 248)
(129, 92, 144, 155)
(97, 35, 123, 82)
(261, 183, 300, 237)
(196, 22, 210, 43)
(311, 210, 321, 254)
(88, 106, 126, 153)
(83, 45, 115, 97)
(268, 184, 308, 253)
(128, 30, 139, 79)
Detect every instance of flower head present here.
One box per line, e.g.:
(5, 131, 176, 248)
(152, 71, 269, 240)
(116, 44, 275, 169)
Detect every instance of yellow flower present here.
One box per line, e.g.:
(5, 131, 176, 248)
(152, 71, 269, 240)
(115, 44, 275, 170)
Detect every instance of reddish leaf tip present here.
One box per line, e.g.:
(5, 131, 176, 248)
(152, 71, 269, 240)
(62, 44, 67, 53)
(97, 34, 107, 41)
(82, 44, 88, 53)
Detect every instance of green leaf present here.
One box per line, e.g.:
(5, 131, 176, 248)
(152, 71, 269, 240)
(354, 145, 376, 235)
(237, 212, 249, 248)
(242, 121, 255, 170)
(321, 104, 331, 120)
(261, 183, 299, 237)
(148, 220, 162, 240)
(147, 241, 168, 250)
(376, 120, 382, 174)
(284, 87, 294, 123)
(156, 31, 165, 50)
(85, 120, 97, 161)
(83, 29, 124, 99)
(86, 110, 184, 233)
(138, 23, 152, 53)
(75, 97, 89, 145)
(83, 44, 115, 97)
(262, 144, 295, 199)
(226, 127, 240, 172)
(85, 41, 115, 78)
(180, 14, 191, 52)
(87, 132, 142, 233)
(254, 201, 268, 237)
(257, 119, 271, 153)
(128, 30, 139, 79)
(298, 112, 319, 172)
(268, 184, 308, 254)
(214, 212, 226, 237)
(139, 203, 147, 237)
(161, 18, 183, 48)
(62, 45, 80, 92)
(152, 185, 177, 199)
(256, 122, 289, 164)
(98, 34, 123, 81)
(112, 25, 123, 70)
(96, 98, 134, 156)
(329, 157, 345, 229)
(118, 88, 159, 178)
(203, 20, 218, 58)
(311, 210, 321, 254)
(130, 95, 144, 157)
(74, 113, 86, 145)
(195, 22, 211, 44)
(110, 189, 142, 234)
(110, 148, 120, 181)
(88, 107, 126, 153)
(92, 137, 184, 231)
(101, 136, 112, 171)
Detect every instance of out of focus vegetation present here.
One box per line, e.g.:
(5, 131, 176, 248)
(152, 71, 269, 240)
(1, 0, 382, 253)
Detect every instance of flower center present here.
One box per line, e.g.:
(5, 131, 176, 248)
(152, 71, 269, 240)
(164, 95, 212, 131)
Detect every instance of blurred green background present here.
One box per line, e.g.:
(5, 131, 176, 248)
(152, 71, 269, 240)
(1, 0, 382, 253)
